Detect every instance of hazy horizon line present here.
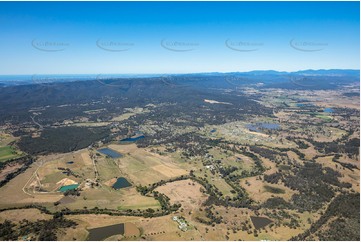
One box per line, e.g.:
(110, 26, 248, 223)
(0, 68, 359, 77)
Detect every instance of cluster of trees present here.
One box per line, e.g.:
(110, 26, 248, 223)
(0, 205, 51, 215)
(249, 146, 283, 161)
(218, 166, 238, 177)
(264, 160, 353, 213)
(136, 175, 189, 195)
(264, 209, 301, 229)
(264, 172, 283, 184)
(0, 154, 26, 170)
(308, 137, 360, 159)
(263, 197, 293, 210)
(282, 162, 351, 212)
(153, 191, 181, 213)
(332, 154, 358, 171)
(195, 206, 223, 226)
(0, 77, 149, 126)
(56, 206, 166, 218)
(292, 193, 360, 241)
(234, 148, 266, 176)
(191, 174, 253, 209)
(274, 147, 305, 160)
(63, 188, 80, 197)
(18, 126, 110, 155)
(139, 132, 221, 158)
(0, 213, 77, 241)
(57, 167, 80, 178)
(292, 139, 310, 149)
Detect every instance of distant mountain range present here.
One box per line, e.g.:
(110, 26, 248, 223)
(0, 69, 359, 89)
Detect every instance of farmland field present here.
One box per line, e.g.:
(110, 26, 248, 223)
(0, 146, 23, 162)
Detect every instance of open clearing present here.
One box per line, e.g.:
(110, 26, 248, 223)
(0, 146, 22, 162)
(155, 179, 208, 212)
(109, 144, 188, 185)
(0, 164, 63, 208)
(240, 176, 296, 203)
(0, 208, 52, 223)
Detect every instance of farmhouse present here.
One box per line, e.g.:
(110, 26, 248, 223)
(172, 216, 188, 231)
(205, 165, 214, 171)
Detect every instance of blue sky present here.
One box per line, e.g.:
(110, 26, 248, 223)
(0, 1, 359, 75)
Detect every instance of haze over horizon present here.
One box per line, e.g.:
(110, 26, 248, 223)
(0, 68, 359, 79)
(0, 1, 359, 75)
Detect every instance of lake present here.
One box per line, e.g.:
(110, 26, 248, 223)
(246, 123, 280, 132)
(113, 177, 132, 190)
(97, 148, 123, 158)
(59, 184, 79, 192)
(87, 223, 125, 241)
(119, 135, 145, 143)
(250, 216, 273, 229)
(324, 108, 334, 113)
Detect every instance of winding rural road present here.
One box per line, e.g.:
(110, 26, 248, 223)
(30, 115, 43, 130)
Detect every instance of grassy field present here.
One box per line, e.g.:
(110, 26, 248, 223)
(96, 157, 122, 182)
(51, 186, 160, 211)
(155, 179, 208, 212)
(35, 152, 86, 192)
(315, 114, 333, 122)
(109, 144, 188, 186)
(0, 132, 24, 162)
(0, 163, 63, 208)
(0, 132, 17, 146)
(0, 146, 22, 162)
(240, 176, 296, 203)
(0, 208, 52, 223)
(264, 185, 285, 194)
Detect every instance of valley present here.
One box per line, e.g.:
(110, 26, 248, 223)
(0, 71, 359, 241)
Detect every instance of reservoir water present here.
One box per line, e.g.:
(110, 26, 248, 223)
(112, 177, 132, 190)
(250, 216, 273, 229)
(59, 184, 79, 192)
(87, 223, 125, 241)
(324, 108, 334, 113)
(97, 148, 123, 158)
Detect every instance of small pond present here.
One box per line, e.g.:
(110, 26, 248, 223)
(324, 108, 334, 113)
(112, 177, 132, 190)
(250, 216, 273, 230)
(97, 148, 123, 158)
(87, 223, 125, 241)
(119, 135, 145, 143)
(59, 184, 79, 192)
